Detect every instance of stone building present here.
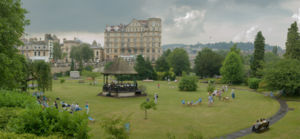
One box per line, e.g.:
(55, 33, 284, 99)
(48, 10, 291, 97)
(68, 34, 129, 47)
(91, 40, 104, 63)
(18, 34, 59, 62)
(104, 18, 162, 62)
(61, 38, 81, 63)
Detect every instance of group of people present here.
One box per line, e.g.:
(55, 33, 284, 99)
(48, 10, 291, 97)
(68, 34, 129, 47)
(182, 98, 202, 106)
(32, 91, 89, 114)
(103, 82, 137, 92)
(252, 118, 270, 132)
(208, 86, 235, 104)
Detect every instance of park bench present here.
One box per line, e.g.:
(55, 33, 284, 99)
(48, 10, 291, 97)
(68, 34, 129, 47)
(252, 121, 269, 133)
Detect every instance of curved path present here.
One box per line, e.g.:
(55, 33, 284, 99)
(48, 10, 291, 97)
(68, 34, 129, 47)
(215, 88, 289, 139)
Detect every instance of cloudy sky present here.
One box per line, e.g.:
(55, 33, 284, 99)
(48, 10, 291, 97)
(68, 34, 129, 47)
(22, 0, 300, 48)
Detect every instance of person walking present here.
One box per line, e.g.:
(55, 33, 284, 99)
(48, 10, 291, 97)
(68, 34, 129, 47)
(85, 102, 89, 114)
(231, 89, 235, 99)
(54, 101, 58, 109)
(154, 93, 158, 104)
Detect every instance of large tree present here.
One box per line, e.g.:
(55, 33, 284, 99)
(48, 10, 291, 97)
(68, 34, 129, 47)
(0, 0, 29, 90)
(263, 59, 300, 96)
(53, 42, 62, 62)
(31, 61, 52, 92)
(250, 31, 265, 77)
(194, 48, 224, 78)
(284, 22, 300, 60)
(135, 55, 156, 80)
(167, 48, 190, 76)
(155, 50, 170, 72)
(220, 51, 244, 84)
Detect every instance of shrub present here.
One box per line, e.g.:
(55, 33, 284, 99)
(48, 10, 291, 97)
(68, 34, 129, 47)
(0, 131, 60, 139)
(0, 107, 21, 129)
(179, 74, 198, 91)
(84, 65, 93, 71)
(60, 79, 65, 84)
(207, 80, 215, 93)
(0, 90, 36, 108)
(7, 107, 89, 138)
(248, 78, 261, 89)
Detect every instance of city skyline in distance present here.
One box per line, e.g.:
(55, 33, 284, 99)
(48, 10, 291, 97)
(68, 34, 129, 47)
(22, 0, 300, 48)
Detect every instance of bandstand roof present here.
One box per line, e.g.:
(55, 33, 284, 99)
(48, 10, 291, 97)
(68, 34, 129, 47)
(102, 58, 137, 75)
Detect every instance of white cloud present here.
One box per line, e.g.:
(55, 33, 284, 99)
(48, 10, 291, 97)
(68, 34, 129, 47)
(292, 8, 300, 24)
(233, 25, 259, 42)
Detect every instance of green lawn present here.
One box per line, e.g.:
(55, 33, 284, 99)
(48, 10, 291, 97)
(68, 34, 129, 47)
(242, 101, 300, 139)
(43, 78, 279, 139)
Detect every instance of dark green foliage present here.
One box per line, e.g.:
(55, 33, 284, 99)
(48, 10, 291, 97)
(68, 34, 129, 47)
(32, 61, 52, 92)
(220, 51, 244, 84)
(194, 48, 224, 77)
(284, 22, 300, 60)
(264, 52, 281, 64)
(140, 99, 157, 119)
(263, 59, 300, 96)
(60, 79, 65, 84)
(248, 78, 261, 89)
(156, 68, 176, 81)
(155, 56, 170, 72)
(104, 61, 113, 70)
(167, 48, 190, 76)
(251, 31, 265, 77)
(0, 90, 36, 108)
(53, 42, 62, 61)
(135, 55, 157, 80)
(116, 75, 135, 81)
(0, 107, 20, 129)
(7, 107, 89, 138)
(101, 116, 130, 139)
(155, 50, 171, 72)
(70, 59, 75, 71)
(0, 0, 29, 90)
(179, 74, 198, 91)
(0, 90, 89, 138)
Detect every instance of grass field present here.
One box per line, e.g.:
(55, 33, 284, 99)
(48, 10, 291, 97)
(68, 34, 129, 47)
(43, 78, 279, 139)
(242, 101, 300, 139)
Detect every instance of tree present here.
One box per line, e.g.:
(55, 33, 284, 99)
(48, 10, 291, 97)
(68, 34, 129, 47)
(101, 116, 130, 139)
(264, 52, 281, 64)
(32, 61, 52, 92)
(220, 51, 244, 84)
(251, 31, 265, 77)
(194, 48, 224, 78)
(81, 44, 94, 62)
(70, 59, 75, 71)
(272, 46, 278, 55)
(135, 55, 156, 80)
(82, 70, 99, 85)
(207, 80, 215, 94)
(0, 0, 29, 90)
(155, 56, 170, 72)
(263, 59, 300, 96)
(140, 99, 156, 120)
(53, 42, 62, 62)
(167, 48, 190, 76)
(284, 22, 300, 60)
(178, 73, 198, 91)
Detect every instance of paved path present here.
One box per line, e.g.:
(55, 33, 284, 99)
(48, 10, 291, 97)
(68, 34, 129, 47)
(215, 88, 289, 139)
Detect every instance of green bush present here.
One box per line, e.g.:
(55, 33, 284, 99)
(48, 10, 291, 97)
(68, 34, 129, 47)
(248, 78, 261, 89)
(207, 80, 215, 93)
(7, 107, 89, 138)
(60, 79, 65, 84)
(0, 90, 36, 108)
(179, 74, 198, 91)
(0, 107, 22, 129)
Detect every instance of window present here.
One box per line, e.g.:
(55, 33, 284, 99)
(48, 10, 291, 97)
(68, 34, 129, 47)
(38, 51, 40, 56)
(114, 49, 117, 53)
(34, 51, 36, 56)
(43, 51, 45, 56)
(152, 49, 155, 53)
(96, 51, 99, 56)
(147, 49, 150, 53)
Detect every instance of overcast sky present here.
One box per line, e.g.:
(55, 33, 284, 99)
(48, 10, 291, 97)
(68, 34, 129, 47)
(22, 0, 300, 48)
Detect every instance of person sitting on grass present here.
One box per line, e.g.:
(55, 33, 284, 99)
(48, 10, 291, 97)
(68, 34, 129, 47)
(181, 100, 185, 105)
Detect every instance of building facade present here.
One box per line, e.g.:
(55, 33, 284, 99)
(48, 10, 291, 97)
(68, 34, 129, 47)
(18, 34, 59, 62)
(104, 18, 162, 62)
